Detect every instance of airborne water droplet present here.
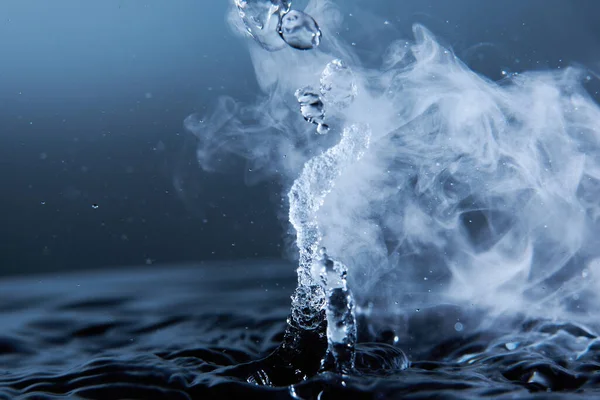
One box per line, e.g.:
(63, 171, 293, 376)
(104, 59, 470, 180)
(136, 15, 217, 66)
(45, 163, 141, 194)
(505, 342, 519, 351)
(316, 123, 329, 135)
(295, 86, 328, 134)
(279, 10, 321, 50)
(234, 0, 290, 51)
(320, 59, 357, 109)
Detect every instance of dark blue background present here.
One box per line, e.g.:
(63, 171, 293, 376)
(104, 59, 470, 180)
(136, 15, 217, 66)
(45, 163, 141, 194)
(1, 0, 598, 275)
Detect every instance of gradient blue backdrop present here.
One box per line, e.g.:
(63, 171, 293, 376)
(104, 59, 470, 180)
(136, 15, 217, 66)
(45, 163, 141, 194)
(1, 0, 598, 275)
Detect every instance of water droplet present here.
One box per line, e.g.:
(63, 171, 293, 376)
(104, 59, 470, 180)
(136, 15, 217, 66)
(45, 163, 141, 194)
(454, 322, 464, 332)
(40, 201, 46, 205)
(505, 341, 519, 351)
(295, 86, 328, 134)
(316, 123, 329, 135)
(235, 0, 290, 51)
(320, 59, 357, 109)
(279, 10, 321, 50)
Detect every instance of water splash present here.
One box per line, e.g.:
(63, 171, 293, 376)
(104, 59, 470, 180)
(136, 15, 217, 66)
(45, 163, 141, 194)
(188, 0, 600, 385)
(287, 122, 371, 333)
(318, 247, 357, 373)
(286, 58, 368, 372)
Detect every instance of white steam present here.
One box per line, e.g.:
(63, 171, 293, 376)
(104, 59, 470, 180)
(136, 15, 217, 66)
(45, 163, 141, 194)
(185, 1, 600, 323)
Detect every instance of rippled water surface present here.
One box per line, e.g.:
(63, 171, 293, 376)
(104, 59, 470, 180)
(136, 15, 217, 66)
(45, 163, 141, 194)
(1, 261, 600, 399)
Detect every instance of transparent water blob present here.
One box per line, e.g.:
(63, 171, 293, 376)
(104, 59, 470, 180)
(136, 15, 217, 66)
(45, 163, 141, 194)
(279, 10, 321, 50)
(320, 59, 358, 109)
(294, 86, 329, 134)
(318, 247, 357, 373)
(234, 0, 291, 51)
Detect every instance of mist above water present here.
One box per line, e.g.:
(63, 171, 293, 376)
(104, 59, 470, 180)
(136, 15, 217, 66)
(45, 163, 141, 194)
(185, 0, 600, 328)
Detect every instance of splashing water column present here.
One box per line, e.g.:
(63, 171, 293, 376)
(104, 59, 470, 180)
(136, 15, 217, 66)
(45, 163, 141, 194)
(232, 0, 366, 382)
(318, 248, 358, 373)
(287, 122, 370, 368)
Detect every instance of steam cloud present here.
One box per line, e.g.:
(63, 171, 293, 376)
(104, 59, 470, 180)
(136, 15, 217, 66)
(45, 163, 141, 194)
(185, 1, 600, 324)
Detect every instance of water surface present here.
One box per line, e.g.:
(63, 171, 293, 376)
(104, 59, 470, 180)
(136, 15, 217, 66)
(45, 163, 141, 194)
(2, 262, 599, 399)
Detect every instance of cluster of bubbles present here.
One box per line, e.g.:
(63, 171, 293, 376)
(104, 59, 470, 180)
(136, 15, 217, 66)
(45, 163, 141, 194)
(234, 0, 321, 51)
